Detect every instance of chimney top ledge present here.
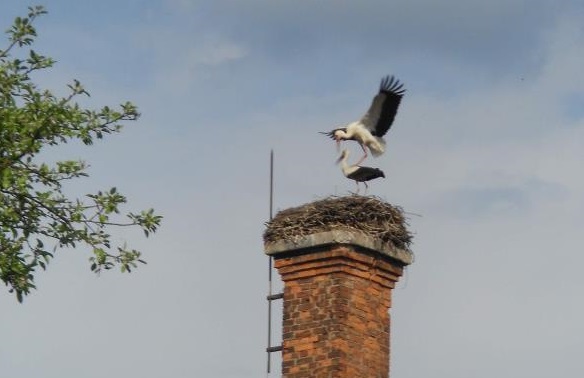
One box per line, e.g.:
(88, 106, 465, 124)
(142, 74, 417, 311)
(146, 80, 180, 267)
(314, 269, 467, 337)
(264, 229, 413, 265)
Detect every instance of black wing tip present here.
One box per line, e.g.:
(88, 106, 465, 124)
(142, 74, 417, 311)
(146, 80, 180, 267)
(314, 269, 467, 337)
(319, 130, 336, 139)
(379, 74, 406, 96)
(319, 128, 346, 140)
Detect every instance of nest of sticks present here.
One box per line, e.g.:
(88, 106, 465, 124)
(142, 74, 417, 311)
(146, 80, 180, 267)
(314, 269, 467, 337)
(263, 195, 412, 250)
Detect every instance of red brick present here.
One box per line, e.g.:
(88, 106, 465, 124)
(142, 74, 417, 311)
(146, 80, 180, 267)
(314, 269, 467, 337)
(274, 246, 404, 377)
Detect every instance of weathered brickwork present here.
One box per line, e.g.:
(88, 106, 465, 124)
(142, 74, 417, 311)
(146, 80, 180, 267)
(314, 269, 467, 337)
(274, 245, 404, 378)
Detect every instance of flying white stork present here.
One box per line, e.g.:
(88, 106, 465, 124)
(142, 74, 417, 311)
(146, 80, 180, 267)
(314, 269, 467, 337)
(336, 149, 385, 193)
(321, 75, 405, 165)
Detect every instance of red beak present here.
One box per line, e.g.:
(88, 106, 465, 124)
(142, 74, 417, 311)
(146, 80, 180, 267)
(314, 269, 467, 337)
(335, 149, 346, 165)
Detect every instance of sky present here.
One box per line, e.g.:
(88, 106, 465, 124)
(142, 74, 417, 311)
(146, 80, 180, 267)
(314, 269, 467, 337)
(1, 1, 584, 377)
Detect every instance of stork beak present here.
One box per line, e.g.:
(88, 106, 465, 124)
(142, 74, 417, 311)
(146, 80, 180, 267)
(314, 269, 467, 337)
(335, 149, 346, 165)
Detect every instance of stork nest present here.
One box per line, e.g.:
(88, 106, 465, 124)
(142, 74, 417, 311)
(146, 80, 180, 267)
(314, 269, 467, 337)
(263, 195, 412, 250)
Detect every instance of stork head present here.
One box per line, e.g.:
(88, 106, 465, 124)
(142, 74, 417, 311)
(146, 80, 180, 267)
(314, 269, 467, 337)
(335, 149, 349, 165)
(333, 129, 346, 151)
(319, 128, 347, 152)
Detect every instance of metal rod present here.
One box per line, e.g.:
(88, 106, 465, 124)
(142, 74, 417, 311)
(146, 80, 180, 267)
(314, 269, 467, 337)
(267, 150, 274, 375)
(267, 292, 284, 301)
(270, 149, 274, 221)
(266, 345, 283, 353)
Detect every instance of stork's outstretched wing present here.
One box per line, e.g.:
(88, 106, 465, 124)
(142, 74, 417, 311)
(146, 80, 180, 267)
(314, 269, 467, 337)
(360, 75, 405, 137)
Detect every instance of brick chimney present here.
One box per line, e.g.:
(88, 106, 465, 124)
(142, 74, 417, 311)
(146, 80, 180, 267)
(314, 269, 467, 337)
(264, 196, 413, 378)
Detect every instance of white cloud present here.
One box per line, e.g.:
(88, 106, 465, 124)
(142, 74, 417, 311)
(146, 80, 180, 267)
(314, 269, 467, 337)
(186, 37, 248, 66)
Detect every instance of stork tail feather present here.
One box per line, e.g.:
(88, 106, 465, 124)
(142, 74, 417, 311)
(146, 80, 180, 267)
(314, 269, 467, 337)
(370, 136, 385, 157)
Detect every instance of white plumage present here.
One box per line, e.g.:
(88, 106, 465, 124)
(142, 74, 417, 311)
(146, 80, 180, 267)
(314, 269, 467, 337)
(321, 75, 405, 165)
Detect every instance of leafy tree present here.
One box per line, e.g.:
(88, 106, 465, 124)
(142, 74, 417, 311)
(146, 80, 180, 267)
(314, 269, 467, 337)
(0, 6, 162, 302)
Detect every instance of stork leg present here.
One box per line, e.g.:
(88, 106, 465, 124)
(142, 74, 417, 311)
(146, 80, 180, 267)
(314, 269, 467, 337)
(354, 180, 360, 195)
(356, 144, 368, 165)
(364, 182, 369, 195)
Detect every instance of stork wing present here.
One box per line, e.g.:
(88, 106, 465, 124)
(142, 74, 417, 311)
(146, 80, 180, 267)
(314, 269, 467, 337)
(347, 167, 385, 182)
(359, 75, 405, 137)
(319, 128, 345, 140)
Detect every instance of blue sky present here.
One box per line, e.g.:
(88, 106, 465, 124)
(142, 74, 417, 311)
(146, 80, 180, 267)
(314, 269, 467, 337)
(1, 1, 584, 377)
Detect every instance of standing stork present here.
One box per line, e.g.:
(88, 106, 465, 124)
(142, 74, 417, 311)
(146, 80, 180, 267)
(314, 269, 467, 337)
(321, 75, 405, 165)
(336, 149, 385, 194)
